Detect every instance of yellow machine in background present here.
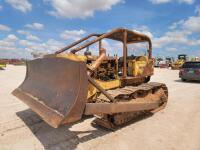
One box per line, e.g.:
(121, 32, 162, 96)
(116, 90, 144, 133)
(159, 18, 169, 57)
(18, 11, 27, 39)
(0, 61, 6, 70)
(171, 54, 187, 70)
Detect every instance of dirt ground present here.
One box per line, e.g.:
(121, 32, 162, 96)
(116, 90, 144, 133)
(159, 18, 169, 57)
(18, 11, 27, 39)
(0, 65, 200, 150)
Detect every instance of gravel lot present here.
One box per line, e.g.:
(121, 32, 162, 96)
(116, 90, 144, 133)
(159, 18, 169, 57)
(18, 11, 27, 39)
(0, 65, 200, 150)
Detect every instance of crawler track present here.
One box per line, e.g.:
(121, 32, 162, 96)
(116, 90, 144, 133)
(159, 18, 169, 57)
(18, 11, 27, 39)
(93, 82, 168, 130)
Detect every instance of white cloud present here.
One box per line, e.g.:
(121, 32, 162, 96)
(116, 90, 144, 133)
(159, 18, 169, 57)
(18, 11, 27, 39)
(5, 0, 32, 13)
(0, 33, 64, 58)
(45, 0, 122, 19)
(17, 30, 40, 41)
(150, 0, 170, 4)
(19, 40, 32, 47)
(46, 39, 65, 50)
(153, 30, 187, 48)
(25, 23, 44, 30)
(149, 0, 194, 4)
(19, 39, 65, 53)
(0, 34, 19, 52)
(17, 30, 30, 35)
(153, 30, 200, 48)
(132, 25, 154, 38)
(26, 35, 40, 41)
(0, 24, 11, 32)
(182, 16, 200, 32)
(5, 34, 18, 42)
(166, 47, 178, 52)
(154, 10, 200, 49)
(168, 15, 200, 35)
(0, 36, 28, 58)
(133, 30, 153, 39)
(60, 29, 86, 40)
(134, 25, 149, 31)
(169, 20, 184, 30)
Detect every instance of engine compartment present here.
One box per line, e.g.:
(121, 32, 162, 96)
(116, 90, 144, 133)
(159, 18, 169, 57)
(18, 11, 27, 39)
(88, 55, 153, 81)
(90, 57, 118, 81)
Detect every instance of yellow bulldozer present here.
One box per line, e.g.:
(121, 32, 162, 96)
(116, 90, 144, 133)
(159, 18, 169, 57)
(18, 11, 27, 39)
(12, 28, 168, 130)
(171, 54, 187, 70)
(0, 59, 7, 70)
(0, 63, 6, 70)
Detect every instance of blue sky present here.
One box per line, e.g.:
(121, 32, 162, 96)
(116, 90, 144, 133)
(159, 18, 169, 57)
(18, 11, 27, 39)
(0, 0, 200, 59)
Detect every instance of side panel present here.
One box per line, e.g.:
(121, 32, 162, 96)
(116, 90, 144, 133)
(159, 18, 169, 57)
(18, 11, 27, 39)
(128, 57, 154, 77)
(87, 79, 120, 100)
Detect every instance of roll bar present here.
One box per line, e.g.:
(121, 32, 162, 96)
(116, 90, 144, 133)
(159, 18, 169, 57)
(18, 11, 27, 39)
(54, 28, 152, 78)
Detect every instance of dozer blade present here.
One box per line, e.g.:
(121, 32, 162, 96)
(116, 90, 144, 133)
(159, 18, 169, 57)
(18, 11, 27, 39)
(12, 57, 88, 128)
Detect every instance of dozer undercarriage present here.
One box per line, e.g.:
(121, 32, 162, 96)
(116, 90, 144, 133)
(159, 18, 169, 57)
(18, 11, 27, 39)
(12, 28, 168, 130)
(88, 82, 168, 129)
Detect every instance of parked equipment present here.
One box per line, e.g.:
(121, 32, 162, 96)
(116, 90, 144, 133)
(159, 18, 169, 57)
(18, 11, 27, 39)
(0, 63, 6, 70)
(154, 57, 174, 68)
(165, 57, 174, 67)
(12, 28, 168, 130)
(154, 57, 164, 68)
(0, 60, 6, 70)
(158, 59, 169, 68)
(171, 54, 187, 70)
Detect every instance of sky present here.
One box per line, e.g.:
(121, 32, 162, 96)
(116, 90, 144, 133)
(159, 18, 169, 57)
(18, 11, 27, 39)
(0, 0, 200, 59)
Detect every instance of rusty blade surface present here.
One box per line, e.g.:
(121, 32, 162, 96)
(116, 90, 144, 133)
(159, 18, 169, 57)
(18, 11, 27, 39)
(12, 57, 88, 128)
